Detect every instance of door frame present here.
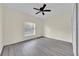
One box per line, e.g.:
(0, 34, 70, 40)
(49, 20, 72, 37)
(72, 3, 78, 56)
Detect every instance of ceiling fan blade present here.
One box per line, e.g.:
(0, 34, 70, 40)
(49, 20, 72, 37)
(42, 12, 45, 15)
(42, 4, 46, 10)
(33, 8, 40, 10)
(36, 11, 41, 14)
(43, 10, 51, 12)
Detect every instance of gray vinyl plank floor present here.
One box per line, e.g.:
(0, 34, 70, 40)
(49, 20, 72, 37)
(1, 37, 74, 56)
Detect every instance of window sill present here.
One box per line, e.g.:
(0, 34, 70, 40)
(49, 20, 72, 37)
(24, 33, 35, 37)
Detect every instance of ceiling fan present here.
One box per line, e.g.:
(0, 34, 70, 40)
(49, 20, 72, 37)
(33, 4, 51, 15)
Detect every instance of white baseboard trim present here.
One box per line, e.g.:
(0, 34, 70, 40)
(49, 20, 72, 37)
(44, 35, 72, 43)
(4, 35, 44, 46)
(0, 46, 3, 56)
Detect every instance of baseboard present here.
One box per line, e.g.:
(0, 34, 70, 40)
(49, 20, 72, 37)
(44, 35, 72, 44)
(4, 35, 72, 47)
(0, 46, 3, 56)
(4, 36, 44, 47)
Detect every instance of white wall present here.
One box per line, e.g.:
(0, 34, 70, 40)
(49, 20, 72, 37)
(44, 4, 74, 43)
(4, 7, 44, 45)
(3, 4, 74, 44)
(0, 4, 3, 54)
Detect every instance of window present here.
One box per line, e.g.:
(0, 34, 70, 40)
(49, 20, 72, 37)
(24, 22, 35, 37)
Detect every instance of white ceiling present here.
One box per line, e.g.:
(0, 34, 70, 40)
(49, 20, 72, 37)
(4, 3, 74, 19)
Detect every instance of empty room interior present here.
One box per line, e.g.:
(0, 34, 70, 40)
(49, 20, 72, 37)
(0, 3, 77, 56)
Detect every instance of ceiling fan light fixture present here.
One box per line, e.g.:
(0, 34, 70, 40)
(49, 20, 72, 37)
(33, 4, 51, 15)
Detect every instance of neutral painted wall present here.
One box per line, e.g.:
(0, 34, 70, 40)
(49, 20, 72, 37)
(44, 4, 74, 43)
(4, 7, 44, 45)
(3, 4, 74, 45)
(0, 4, 3, 54)
(3, 4, 74, 44)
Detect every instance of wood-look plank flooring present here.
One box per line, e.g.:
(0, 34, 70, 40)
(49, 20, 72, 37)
(1, 37, 74, 56)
